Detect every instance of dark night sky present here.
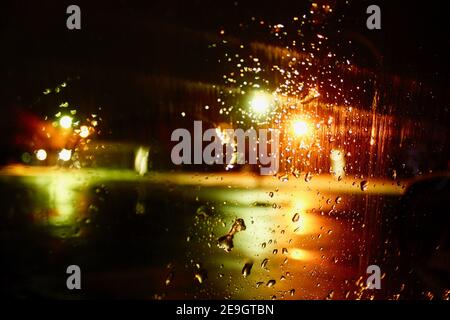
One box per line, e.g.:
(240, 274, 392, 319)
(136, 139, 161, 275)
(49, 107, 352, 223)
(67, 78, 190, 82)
(1, 0, 449, 148)
(3, 0, 450, 82)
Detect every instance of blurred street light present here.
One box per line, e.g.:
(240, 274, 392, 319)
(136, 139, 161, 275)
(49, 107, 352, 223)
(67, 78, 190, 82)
(249, 91, 273, 115)
(291, 119, 311, 137)
(79, 125, 90, 138)
(36, 149, 47, 161)
(59, 115, 73, 129)
(58, 149, 72, 161)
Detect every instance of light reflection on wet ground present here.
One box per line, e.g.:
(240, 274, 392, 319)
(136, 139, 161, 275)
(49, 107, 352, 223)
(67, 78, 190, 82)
(0, 166, 404, 299)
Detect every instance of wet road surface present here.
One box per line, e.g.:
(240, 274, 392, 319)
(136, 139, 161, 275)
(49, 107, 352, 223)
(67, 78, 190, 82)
(0, 166, 404, 299)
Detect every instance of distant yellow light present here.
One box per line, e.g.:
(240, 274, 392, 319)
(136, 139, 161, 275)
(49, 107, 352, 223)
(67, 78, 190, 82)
(36, 149, 47, 161)
(290, 248, 314, 261)
(59, 116, 73, 129)
(249, 91, 273, 114)
(79, 125, 90, 138)
(134, 146, 149, 176)
(292, 119, 309, 136)
(58, 149, 72, 161)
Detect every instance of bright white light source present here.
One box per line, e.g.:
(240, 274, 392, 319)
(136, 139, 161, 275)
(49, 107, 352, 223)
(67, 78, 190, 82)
(249, 92, 272, 114)
(59, 116, 72, 129)
(36, 149, 47, 161)
(292, 119, 309, 136)
(58, 149, 72, 161)
(79, 125, 89, 138)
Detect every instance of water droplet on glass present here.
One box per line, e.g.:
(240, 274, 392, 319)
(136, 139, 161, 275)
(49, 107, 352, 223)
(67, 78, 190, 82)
(165, 272, 174, 286)
(290, 289, 296, 296)
(217, 234, 234, 252)
(326, 290, 334, 300)
(360, 180, 369, 191)
(267, 279, 276, 287)
(305, 172, 312, 182)
(292, 212, 300, 222)
(230, 218, 246, 233)
(292, 169, 301, 178)
(242, 262, 253, 278)
(217, 218, 246, 252)
(194, 270, 207, 284)
(196, 205, 210, 219)
(261, 258, 269, 269)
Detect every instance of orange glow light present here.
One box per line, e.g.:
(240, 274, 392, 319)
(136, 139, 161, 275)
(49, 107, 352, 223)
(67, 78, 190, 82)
(292, 119, 311, 137)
